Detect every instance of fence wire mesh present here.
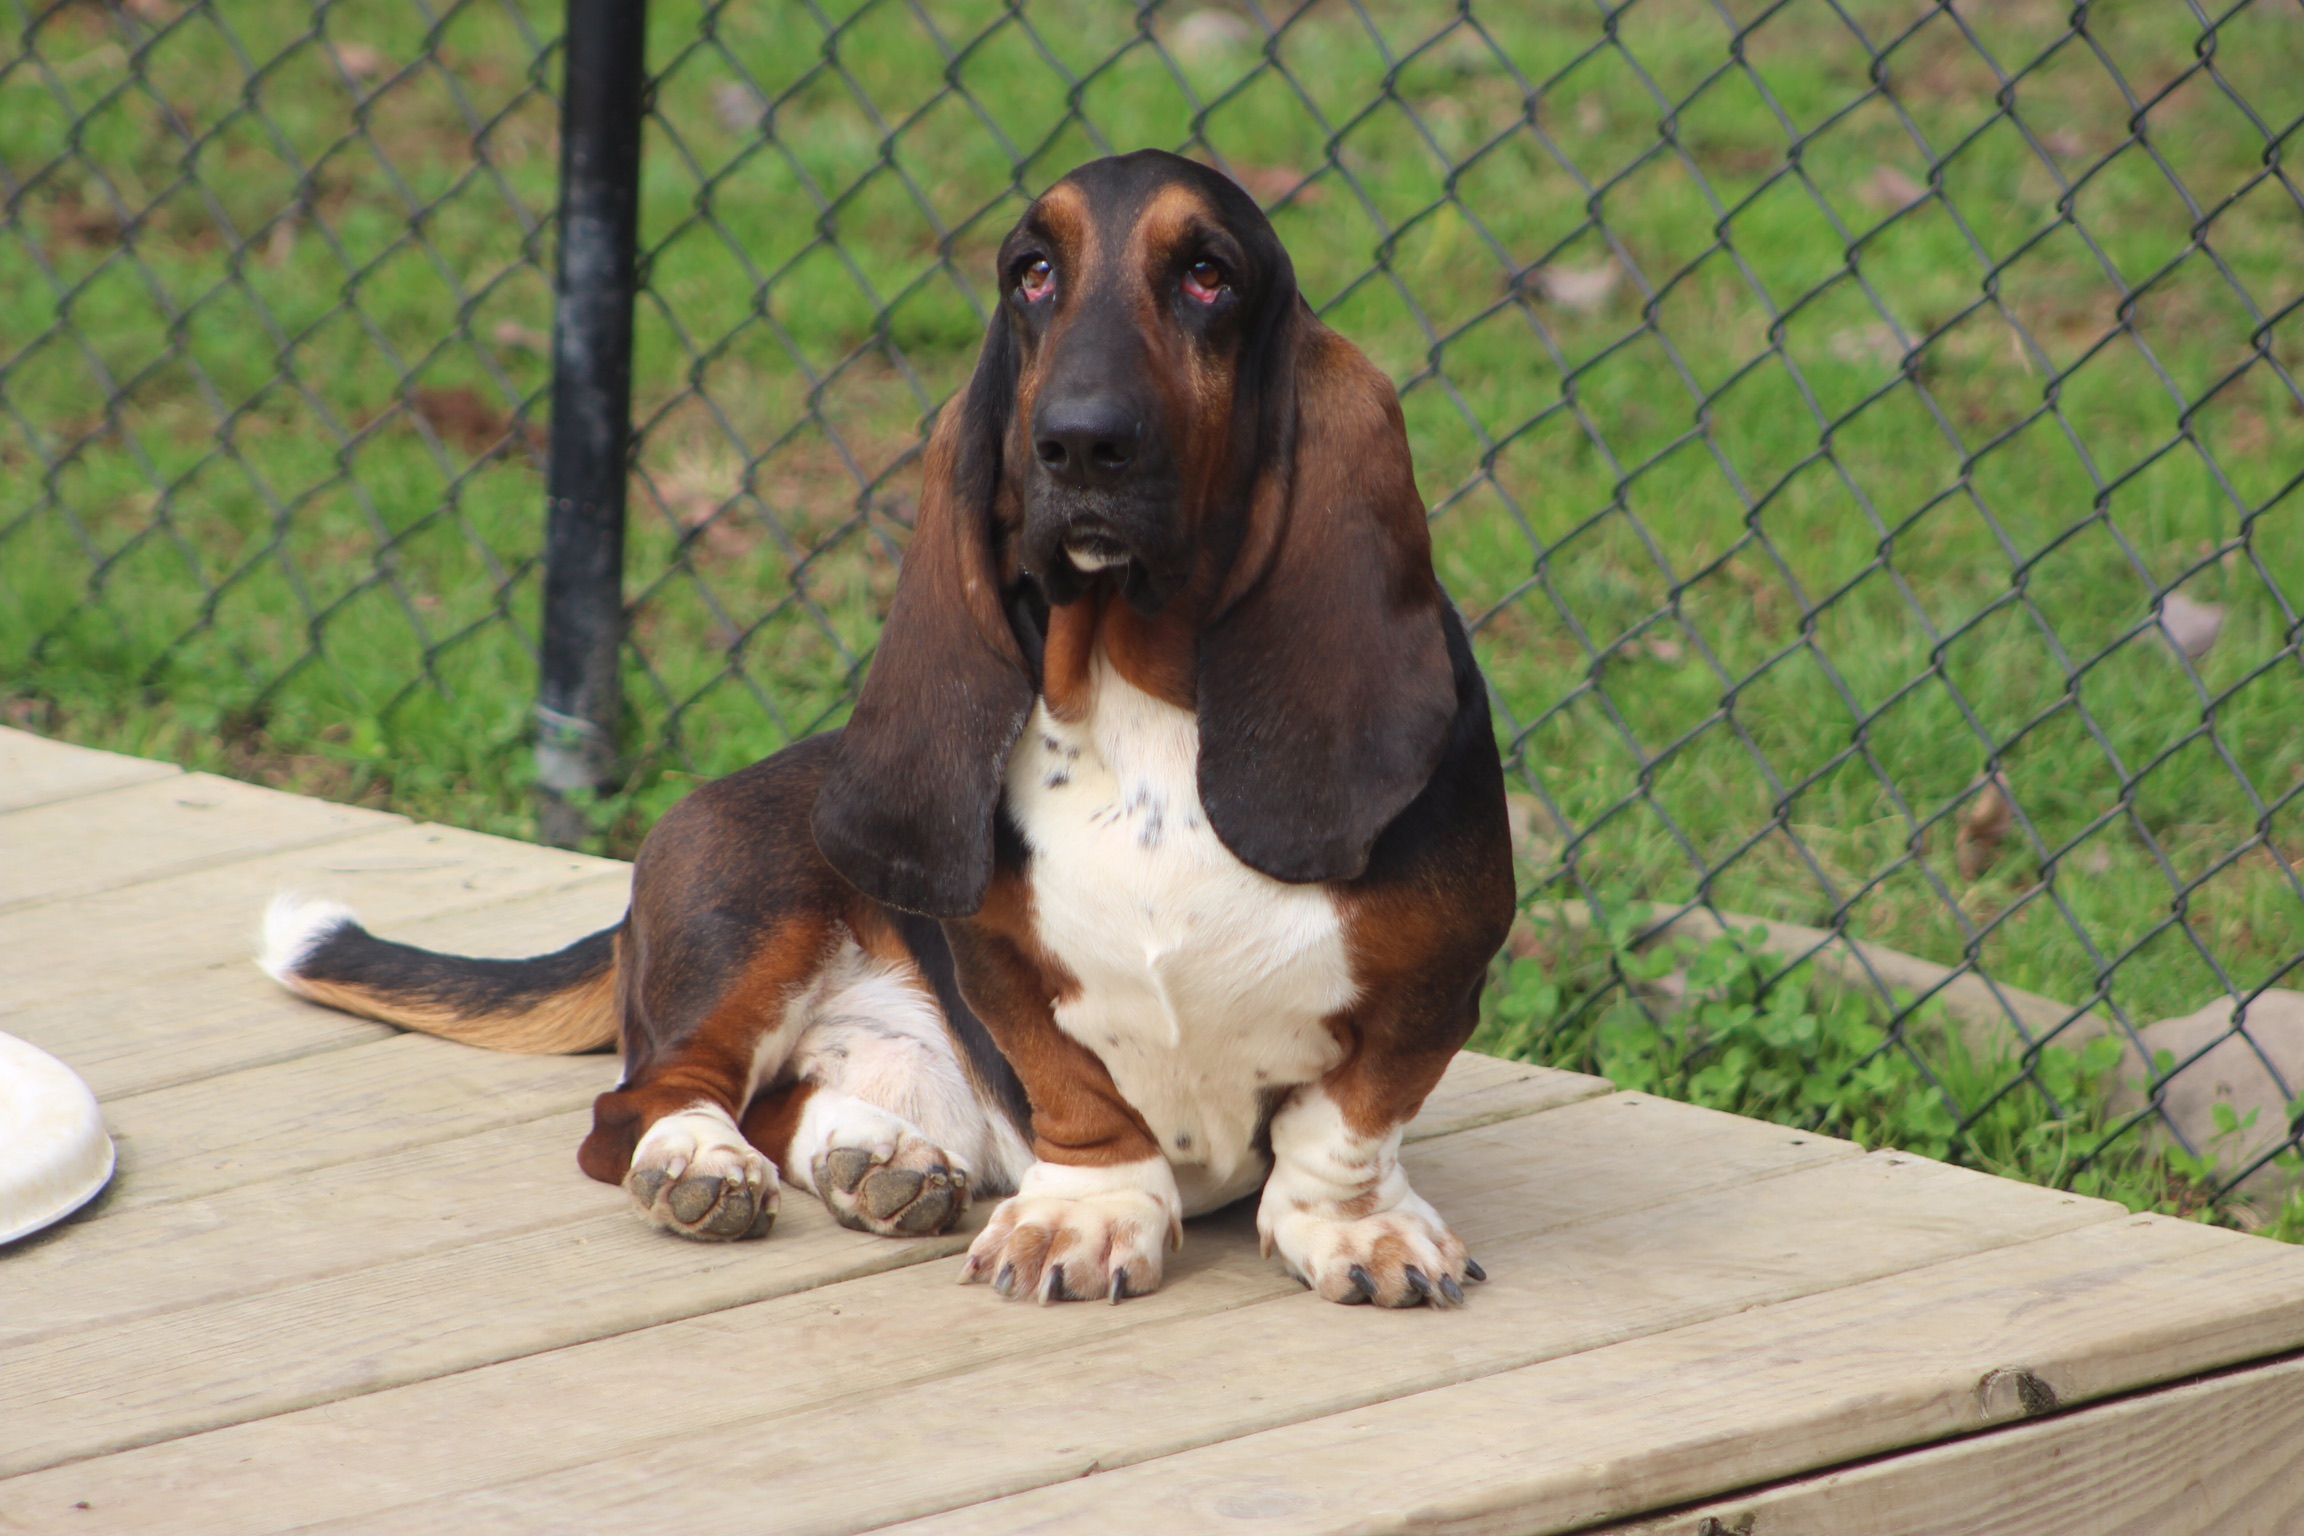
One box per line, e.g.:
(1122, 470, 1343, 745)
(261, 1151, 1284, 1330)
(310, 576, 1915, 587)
(5, 0, 2303, 1211)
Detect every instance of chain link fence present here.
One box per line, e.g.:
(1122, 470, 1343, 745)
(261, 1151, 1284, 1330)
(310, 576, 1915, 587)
(5, 0, 2302, 1210)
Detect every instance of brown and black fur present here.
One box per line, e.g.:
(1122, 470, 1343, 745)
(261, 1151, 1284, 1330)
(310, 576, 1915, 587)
(268, 150, 1516, 1303)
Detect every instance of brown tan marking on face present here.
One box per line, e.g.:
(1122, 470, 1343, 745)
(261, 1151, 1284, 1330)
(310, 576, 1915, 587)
(1124, 181, 1240, 544)
(1009, 180, 1098, 451)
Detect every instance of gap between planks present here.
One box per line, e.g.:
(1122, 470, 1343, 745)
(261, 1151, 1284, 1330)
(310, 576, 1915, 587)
(4, 866, 632, 1101)
(0, 728, 178, 815)
(0, 771, 401, 914)
(886, 1214, 2304, 1536)
(302, 1147, 2124, 1536)
(1, 1053, 1591, 1351)
(0, 1056, 1602, 1483)
(2, 1105, 2095, 1534)
(1592, 1349, 2304, 1536)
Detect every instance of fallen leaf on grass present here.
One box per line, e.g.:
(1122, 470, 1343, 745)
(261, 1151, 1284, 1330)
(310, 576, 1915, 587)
(1169, 8, 1256, 66)
(331, 42, 388, 83)
(1, 697, 55, 731)
(654, 447, 757, 561)
(1956, 771, 2014, 882)
(2160, 591, 2225, 661)
(1861, 164, 1927, 211)
(1516, 261, 1620, 313)
(50, 190, 125, 250)
(492, 321, 551, 354)
(714, 81, 766, 135)
(2041, 129, 2086, 159)
(1505, 792, 1560, 871)
(407, 386, 544, 461)
(1225, 162, 1323, 206)
(680, 508, 759, 562)
(1828, 325, 1903, 367)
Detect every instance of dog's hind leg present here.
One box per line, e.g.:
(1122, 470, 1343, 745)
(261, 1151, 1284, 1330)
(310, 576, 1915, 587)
(580, 906, 837, 1242)
(741, 946, 1033, 1238)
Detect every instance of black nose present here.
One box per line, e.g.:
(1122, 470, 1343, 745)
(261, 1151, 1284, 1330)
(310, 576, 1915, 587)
(1033, 397, 1141, 486)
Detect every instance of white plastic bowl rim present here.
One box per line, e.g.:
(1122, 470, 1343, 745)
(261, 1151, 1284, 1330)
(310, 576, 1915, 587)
(0, 1031, 115, 1245)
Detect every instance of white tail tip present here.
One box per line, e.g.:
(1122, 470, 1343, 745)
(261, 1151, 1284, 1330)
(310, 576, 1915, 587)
(258, 893, 360, 989)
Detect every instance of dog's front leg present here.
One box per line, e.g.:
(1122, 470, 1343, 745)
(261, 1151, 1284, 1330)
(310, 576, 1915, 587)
(946, 927, 1182, 1303)
(1258, 978, 1483, 1308)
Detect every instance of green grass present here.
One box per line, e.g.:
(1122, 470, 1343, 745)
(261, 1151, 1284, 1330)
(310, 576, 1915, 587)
(5, 2, 2303, 1211)
(1477, 912, 2304, 1239)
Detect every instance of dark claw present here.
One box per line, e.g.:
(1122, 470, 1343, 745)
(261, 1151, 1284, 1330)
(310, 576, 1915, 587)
(1463, 1258, 1487, 1283)
(1404, 1266, 1434, 1304)
(1440, 1275, 1466, 1307)
(993, 1262, 1017, 1298)
(1349, 1264, 1378, 1303)
(1108, 1270, 1129, 1304)
(1043, 1263, 1065, 1303)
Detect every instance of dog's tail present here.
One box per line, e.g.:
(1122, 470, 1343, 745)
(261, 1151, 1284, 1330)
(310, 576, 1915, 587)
(258, 893, 620, 1054)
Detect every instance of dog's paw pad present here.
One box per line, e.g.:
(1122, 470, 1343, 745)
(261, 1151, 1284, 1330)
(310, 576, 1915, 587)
(814, 1133, 969, 1237)
(626, 1110, 779, 1241)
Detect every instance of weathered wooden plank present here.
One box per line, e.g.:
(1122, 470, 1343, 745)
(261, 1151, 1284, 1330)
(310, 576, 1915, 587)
(0, 1109, 597, 1348)
(897, 1215, 2304, 1536)
(1601, 1353, 2304, 1536)
(1403, 1048, 1610, 1136)
(0, 1052, 1582, 1351)
(323, 1147, 2116, 1536)
(98, 1032, 611, 1214)
(0, 772, 400, 912)
(0, 1060, 1618, 1484)
(0, 820, 622, 1015)
(29, 1115, 2093, 1536)
(0, 727, 177, 814)
(4, 869, 631, 1099)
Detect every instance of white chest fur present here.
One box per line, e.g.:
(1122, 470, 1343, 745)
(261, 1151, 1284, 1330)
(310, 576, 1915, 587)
(1004, 654, 1358, 1215)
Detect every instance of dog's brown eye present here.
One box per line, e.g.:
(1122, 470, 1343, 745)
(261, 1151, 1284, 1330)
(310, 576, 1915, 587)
(1018, 258, 1054, 302)
(1183, 259, 1226, 303)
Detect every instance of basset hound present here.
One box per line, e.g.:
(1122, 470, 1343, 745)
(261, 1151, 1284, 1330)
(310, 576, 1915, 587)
(261, 150, 1516, 1308)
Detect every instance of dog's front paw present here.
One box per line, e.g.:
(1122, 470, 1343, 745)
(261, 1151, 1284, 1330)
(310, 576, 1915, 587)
(959, 1159, 1181, 1303)
(814, 1131, 969, 1237)
(1260, 1190, 1478, 1308)
(625, 1106, 779, 1240)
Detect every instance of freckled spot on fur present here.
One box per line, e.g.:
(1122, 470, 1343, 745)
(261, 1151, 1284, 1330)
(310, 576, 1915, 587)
(1138, 801, 1165, 849)
(1045, 769, 1071, 789)
(1042, 734, 1062, 754)
(1174, 1132, 1193, 1151)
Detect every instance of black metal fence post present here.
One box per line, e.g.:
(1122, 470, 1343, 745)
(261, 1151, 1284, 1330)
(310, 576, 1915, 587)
(536, 0, 648, 848)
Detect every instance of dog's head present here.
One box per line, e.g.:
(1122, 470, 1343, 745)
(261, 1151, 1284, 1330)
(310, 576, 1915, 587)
(814, 150, 1456, 916)
(996, 153, 1294, 611)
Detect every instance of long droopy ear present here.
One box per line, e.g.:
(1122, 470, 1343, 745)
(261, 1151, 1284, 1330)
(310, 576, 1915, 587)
(812, 317, 1033, 917)
(1196, 304, 1456, 884)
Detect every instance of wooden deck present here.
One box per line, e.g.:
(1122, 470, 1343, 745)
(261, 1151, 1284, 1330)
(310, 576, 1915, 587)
(4, 724, 2304, 1534)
